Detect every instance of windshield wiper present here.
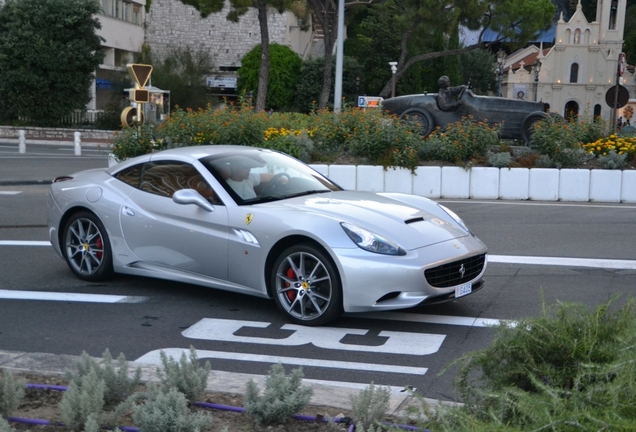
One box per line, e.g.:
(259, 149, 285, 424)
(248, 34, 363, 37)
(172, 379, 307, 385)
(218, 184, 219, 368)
(255, 189, 331, 203)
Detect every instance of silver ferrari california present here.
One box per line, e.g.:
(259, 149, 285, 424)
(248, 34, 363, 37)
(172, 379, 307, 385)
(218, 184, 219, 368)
(47, 145, 488, 325)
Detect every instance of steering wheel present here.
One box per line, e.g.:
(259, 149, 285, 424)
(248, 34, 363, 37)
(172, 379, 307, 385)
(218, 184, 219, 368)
(458, 85, 466, 100)
(259, 172, 291, 196)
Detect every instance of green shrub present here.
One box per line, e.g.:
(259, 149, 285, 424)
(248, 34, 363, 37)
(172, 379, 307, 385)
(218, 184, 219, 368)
(59, 369, 106, 431)
(132, 385, 212, 432)
(65, 350, 141, 406)
(421, 297, 636, 431)
(238, 43, 302, 110)
(350, 382, 391, 431)
(244, 363, 313, 426)
(486, 150, 512, 168)
(529, 116, 593, 167)
(424, 116, 500, 163)
(598, 149, 627, 169)
(157, 347, 211, 403)
(111, 125, 166, 162)
(0, 371, 25, 419)
(0, 418, 15, 432)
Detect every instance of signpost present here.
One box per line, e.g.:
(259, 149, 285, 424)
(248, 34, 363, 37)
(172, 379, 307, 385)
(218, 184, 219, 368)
(358, 96, 383, 109)
(123, 63, 153, 127)
(608, 53, 630, 133)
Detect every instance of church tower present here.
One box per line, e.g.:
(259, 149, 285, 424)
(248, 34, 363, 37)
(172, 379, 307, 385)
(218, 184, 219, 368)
(597, 0, 626, 62)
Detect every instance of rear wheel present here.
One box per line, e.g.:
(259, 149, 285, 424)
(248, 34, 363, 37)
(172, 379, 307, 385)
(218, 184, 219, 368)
(271, 244, 343, 326)
(521, 112, 549, 144)
(400, 108, 434, 138)
(63, 211, 113, 281)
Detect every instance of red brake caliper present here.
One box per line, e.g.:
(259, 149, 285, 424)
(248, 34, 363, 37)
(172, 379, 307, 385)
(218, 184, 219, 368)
(95, 237, 103, 259)
(285, 267, 296, 301)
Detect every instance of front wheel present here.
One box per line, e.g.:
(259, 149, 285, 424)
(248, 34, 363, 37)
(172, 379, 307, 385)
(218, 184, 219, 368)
(63, 211, 113, 281)
(271, 244, 343, 326)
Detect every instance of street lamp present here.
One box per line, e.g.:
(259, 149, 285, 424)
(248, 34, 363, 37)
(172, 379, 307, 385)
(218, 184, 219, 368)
(389, 62, 397, 98)
(496, 50, 507, 97)
(533, 59, 542, 101)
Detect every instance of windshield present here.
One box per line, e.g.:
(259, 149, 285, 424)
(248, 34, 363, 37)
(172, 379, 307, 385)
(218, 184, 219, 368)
(200, 149, 342, 205)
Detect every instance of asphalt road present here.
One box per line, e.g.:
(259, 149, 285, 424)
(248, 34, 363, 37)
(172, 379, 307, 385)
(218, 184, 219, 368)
(1, 142, 635, 403)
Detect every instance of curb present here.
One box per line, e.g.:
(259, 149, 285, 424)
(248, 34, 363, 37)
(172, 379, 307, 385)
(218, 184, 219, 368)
(0, 350, 447, 419)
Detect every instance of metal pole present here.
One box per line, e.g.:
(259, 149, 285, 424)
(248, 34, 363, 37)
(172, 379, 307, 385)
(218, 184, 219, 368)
(612, 57, 620, 134)
(333, 0, 345, 112)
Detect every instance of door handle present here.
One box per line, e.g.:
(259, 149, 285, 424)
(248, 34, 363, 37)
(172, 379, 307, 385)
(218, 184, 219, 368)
(123, 206, 135, 216)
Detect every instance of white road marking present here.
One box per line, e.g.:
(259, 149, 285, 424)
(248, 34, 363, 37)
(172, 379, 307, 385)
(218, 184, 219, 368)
(0, 191, 22, 195)
(135, 348, 429, 375)
(0, 241, 51, 246)
(183, 318, 446, 355)
(441, 200, 636, 210)
(489, 254, 636, 270)
(0, 289, 146, 303)
(347, 312, 507, 327)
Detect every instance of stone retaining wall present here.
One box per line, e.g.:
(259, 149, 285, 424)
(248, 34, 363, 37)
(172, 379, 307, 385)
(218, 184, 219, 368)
(0, 126, 115, 146)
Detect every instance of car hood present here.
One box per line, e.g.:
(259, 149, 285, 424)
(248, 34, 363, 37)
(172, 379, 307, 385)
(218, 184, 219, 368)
(269, 191, 469, 250)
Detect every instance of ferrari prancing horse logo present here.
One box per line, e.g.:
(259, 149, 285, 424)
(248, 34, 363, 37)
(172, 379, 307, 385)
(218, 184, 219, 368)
(245, 214, 254, 225)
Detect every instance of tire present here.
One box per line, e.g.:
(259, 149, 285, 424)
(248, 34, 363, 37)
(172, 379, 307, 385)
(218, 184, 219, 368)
(271, 243, 343, 326)
(62, 211, 113, 281)
(521, 111, 549, 144)
(400, 108, 434, 138)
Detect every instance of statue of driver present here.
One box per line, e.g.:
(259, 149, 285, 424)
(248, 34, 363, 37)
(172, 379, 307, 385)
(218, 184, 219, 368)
(437, 75, 466, 111)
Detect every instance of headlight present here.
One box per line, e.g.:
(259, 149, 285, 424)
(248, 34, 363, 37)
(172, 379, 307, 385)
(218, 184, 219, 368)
(341, 222, 406, 256)
(439, 204, 470, 233)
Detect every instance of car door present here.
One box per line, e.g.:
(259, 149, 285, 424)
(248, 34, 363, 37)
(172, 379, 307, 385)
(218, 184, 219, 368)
(119, 160, 230, 279)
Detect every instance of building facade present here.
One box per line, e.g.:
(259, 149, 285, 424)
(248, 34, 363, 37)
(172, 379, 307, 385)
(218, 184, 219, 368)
(503, 0, 635, 124)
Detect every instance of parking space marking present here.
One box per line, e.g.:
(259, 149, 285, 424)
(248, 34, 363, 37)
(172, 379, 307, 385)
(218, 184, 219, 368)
(0, 191, 22, 195)
(0, 289, 147, 303)
(0, 241, 51, 246)
(489, 254, 636, 270)
(347, 312, 507, 327)
(135, 348, 429, 375)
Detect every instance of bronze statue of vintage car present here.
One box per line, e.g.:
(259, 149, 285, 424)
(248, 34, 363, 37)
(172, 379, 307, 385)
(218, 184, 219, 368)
(382, 87, 550, 143)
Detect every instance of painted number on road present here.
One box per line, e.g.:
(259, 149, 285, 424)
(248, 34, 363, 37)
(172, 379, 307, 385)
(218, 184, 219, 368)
(182, 318, 446, 356)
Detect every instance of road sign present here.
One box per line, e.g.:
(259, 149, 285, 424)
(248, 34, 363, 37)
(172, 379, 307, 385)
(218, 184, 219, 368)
(358, 96, 383, 108)
(131, 88, 150, 103)
(120, 106, 145, 127)
(605, 85, 630, 109)
(127, 63, 153, 88)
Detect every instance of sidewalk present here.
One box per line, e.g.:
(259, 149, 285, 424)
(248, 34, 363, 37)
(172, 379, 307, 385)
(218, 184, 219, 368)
(0, 350, 444, 419)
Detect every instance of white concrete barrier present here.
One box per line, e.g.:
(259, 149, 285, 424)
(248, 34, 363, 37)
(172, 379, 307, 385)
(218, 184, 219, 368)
(385, 167, 412, 194)
(559, 169, 590, 201)
(413, 166, 441, 198)
(19, 130, 26, 153)
(499, 168, 529, 200)
(590, 169, 622, 203)
(328, 165, 357, 190)
(356, 165, 384, 192)
(529, 168, 560, 201)
(621, 171, 636, 203)
(469, 167, 499, 199)
(441, 167, 470, 198)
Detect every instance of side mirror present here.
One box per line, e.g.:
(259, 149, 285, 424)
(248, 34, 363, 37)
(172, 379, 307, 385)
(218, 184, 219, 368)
(172, 189, 215, 212)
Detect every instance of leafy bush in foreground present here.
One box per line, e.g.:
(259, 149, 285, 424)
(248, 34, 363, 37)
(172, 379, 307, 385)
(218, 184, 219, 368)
(413, 297, 636, 431)
(0, 371, 25, 419)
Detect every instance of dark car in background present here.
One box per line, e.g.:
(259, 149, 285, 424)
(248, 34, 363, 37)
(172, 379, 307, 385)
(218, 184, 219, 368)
(383, 88, 550, 143)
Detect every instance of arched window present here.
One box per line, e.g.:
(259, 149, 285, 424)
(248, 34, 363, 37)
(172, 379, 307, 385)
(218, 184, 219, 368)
(565, 29, 571, 43)
(570, 63, 579, 83)
(593, 104, 602, 119)
(565, 101, 579, 120)
(574, 29, 581, 44)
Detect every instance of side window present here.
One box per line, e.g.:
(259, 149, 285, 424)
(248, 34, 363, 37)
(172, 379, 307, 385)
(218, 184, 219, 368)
(139, 161, 223, 204)
(114, 164, 143, 188)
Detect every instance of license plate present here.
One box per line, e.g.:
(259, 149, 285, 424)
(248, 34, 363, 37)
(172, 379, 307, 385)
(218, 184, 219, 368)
(455, 282, 472, 298)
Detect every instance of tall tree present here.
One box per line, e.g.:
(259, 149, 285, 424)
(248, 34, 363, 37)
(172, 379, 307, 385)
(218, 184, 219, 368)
(178, 0, 292, 111)
(366, 0, 555, 97)
(0, 0, 105, 125)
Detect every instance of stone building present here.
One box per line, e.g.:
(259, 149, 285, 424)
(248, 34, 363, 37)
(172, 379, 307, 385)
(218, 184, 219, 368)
(502, 0, 635, 124)
(144, 0, 316, 95)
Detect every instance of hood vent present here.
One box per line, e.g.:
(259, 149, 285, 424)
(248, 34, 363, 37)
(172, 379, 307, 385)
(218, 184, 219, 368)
(405, 217, 425, 224)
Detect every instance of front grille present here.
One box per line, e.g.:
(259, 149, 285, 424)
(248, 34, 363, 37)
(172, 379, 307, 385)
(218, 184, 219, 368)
(424, 254, 486, 288)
